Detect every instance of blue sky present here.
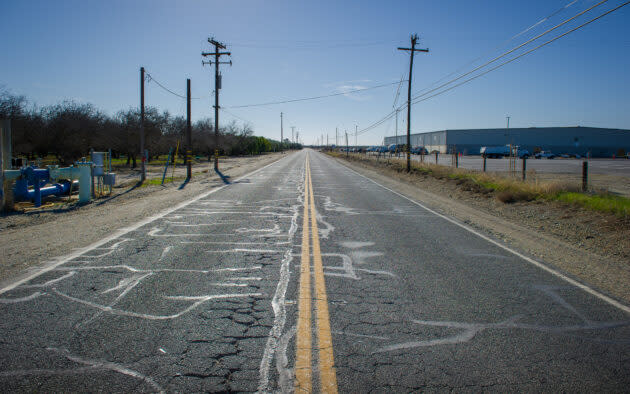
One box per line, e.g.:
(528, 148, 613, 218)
(1, 0, 628, 145)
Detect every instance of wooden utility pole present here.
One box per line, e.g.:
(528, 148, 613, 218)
(280, 112, 284, 151)
(140, 67, 146, 182)
(202, 38, 231, 171)
(345, 131, 349, 157)
(395, 108, 399, 146)
(398, 34, 429, 172)
(186, 78, 192, 180)
(291, 126, 295, 144)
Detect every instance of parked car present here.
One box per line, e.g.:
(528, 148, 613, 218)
(480, 146, 510, 158)
(517, 149, 530, 158)
(388, 144, 406, 153)
(411, 146, 428, 155)
(535, 151, 556, 159)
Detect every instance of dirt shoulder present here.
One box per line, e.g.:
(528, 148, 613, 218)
(330, 153, 630, 305)
(0, 152, 289, 286)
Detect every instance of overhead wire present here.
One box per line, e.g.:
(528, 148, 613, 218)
(225, 80, 405, 108)
(225, 39, 398, 49)
(353, 0, 622, 137)
(410, 1, 630, 106)
(220, 107, 253, 124)
(145, 71, 204, 100)
(415, 0, 580, 96)
(227, 41, 394, 49)
(410, 0, 609, 100)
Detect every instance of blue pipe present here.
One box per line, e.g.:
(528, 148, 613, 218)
(12, 166, 73, 207)
(14, 180, 71, 206)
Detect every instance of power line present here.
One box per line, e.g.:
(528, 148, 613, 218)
(226, 41, 394, 49)
(225, 38, 398, 49)
(353, 0, 623, 139)
(392, 75, 405, 108)
(225, 81, 404, 109)
(220, 107, 252, 124)
(410, 1, 630, 106)
(410, 0, 609, 100)
(415, 0, 580, 97)
(145, 71, 204, 100)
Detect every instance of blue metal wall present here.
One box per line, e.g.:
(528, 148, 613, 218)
(384, 127, 630, 157)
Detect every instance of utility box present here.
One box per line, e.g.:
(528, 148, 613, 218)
(91, 151, 105, 176)
(103, 173, 116, 186)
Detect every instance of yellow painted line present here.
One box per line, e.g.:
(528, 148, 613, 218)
(308, 157, 339, 394)
(295, 156, 312, 393)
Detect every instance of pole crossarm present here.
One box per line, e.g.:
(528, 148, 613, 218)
(208, 38, 226, 49)
(202, 52, 232, 57)
(397, 47, 429, 52)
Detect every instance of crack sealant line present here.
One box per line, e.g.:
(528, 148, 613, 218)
(328, 152, 630, 315)
(258, 163, 303, 393)
(0, 155, 292, 296)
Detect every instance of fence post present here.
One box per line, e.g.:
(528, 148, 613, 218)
(582, 161, 588, 192)
(483, 155, 487, 172)
(435, 151, 438, 164)
(522, 156, 527, 181)
(455, 153, 459, 168)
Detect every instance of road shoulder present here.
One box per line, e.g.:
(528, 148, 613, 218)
(0, 152, 289, 286)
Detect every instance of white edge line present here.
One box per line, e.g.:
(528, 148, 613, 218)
(330, 153, 630, 315)
(0, 155, 291, 296)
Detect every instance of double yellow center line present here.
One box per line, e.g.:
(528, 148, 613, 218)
(295, 155, 338, 393)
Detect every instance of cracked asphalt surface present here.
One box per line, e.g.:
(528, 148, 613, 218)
(0, 149, 629, 392)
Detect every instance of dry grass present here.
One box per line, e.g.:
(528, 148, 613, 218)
(328, 151, 629, 216)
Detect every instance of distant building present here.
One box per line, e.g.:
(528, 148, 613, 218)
(384, 127, 630, 157)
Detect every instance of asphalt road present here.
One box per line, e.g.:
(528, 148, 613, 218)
(0, 149, 628, 392)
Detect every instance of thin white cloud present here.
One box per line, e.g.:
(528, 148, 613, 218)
(332, 84, 372, 101)
(323, 79, 373, 88)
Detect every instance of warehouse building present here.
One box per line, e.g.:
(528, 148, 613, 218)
(384, 126, 630, 157)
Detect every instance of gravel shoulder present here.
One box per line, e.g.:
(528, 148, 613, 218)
(0, 152, 289, 287)
(330, 153, 630, 305)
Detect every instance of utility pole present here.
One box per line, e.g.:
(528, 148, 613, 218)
(327, 134, 329, 147)
(186, 78, 192, 180)
(202, 38, 232, 171)
(280, 112, 284, 152)
(506, 116, 510, 129)
(296, 131, 300, 145)
(291, 126, 295, 145)
(398, 34, 429, 172)
(345, 131, 349, 157)
(355, 125, 358, 147)
(140, 67, 146, 182)
(335, 127, 338, 146)
(395, 108, 399, 146)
